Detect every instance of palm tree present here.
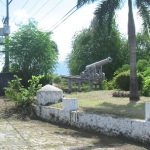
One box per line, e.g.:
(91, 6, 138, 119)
(77, 0, 150, 101)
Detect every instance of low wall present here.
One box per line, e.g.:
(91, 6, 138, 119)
(34, 105, 150, 144)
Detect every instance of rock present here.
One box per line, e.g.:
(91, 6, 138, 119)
(36, 84, 63, 105)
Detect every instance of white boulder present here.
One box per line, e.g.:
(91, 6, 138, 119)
(36, 84, 63, 105)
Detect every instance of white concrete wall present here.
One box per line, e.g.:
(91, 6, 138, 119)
(34, 105, 150, 144)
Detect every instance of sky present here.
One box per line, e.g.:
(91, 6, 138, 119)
(0, 0, 142, 74)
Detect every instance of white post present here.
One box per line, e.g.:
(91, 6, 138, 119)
(145, 102, 150, 121)
(63, 98, 78, 111)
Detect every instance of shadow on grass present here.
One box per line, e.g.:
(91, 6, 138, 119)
(81, 101, 145, 119)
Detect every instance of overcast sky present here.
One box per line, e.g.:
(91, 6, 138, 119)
(0, 0, 142, 72)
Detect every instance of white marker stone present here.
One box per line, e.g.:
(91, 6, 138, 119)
(36, 84, 63, 105)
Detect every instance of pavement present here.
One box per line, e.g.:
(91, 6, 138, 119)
(0, 98, 148, 150)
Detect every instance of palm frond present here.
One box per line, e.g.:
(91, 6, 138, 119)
(137, 1, 150, 33)
(94, 0, 122, 33)
(136, 0, 150, 7)
(77, 0, 98, 8)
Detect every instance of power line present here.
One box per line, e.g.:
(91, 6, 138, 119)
(27, 0, 41, 14)
(40, 0, 63, 21)
(31, 0, 50, 17)
(11, 0, 30, 23)
(21, 0, 30, 9)
(49, 5, 78, 32)
(0, 0, 5, 5)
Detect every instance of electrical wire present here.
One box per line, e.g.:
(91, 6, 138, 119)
(21, 0, 29, 9)
(11, 0, 30, 23)
(40, 0, 63, 21)
(49, 5, 78, 31)
(0, 0, 5, 5)
(31, 0, 50, 17)
(27, 0, 41, 14)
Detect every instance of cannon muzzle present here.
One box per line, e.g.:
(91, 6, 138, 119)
(86, 57, 112, 70)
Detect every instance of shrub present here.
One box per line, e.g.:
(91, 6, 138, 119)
(143, 67, 150, 77)
(53, 75, 62, 84)
(114, 71, 143, 91)
(5, 75, 42, 107)
(114, 64, 129, 76)
(137, 59, 149, 72)
(39, 74, 53, 86)
(143, 77, 150, 96)
(101, 80, 114, 90)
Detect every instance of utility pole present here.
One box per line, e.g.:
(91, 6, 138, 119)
(2, 0, 12, 72)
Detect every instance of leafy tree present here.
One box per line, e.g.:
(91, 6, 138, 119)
(77, 0, 150, 101)
(68, 29, 92, 75)
(8, 20, 58, 84)
(68, 21, 128, 79)
(136, 32, 150, 61)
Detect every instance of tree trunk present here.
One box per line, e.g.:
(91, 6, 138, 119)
(128, 0, 139, 101)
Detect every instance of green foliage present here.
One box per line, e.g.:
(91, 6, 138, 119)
(39, 74, 53, 86)
(101, 80, 114, 90)
(137, 33, 150, 61)
(137, 59, 149, 72)
(5, 75, 42, 107)
(68, 21, 128, 79)
(114, 64, 130, 76)
(143, 77, 150, 96)
(8, 20, 58, 82)
(114, 71, 143, 91)
(53, 75, 62, 84)
(143, 67, 150, 77)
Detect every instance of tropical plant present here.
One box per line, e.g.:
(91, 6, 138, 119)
(77, 0, 150, 101)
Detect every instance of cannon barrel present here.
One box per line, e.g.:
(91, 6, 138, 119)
(85, 57, 112, 70)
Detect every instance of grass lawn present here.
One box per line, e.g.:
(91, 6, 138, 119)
(52, 90, 150, 119)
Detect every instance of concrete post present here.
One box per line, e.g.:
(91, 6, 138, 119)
(63, 98, 78, 111)
(68, 78, 72, 93)
(88, 80, 93, 91)
(77, 79, 81, 92)
(145, 102, 150, 121)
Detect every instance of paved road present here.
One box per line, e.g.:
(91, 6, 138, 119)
(0, 98, 148, 150)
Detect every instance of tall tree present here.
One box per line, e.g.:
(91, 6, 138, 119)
(8, 20, 58, 84)
(77, 0, 150, 101)
(68, 22, 128, 79)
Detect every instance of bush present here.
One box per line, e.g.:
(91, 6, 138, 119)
(53, 75, 62, 84)
(143, 77, 150, 96)
(5, 75, 42, 107)
(101, 80, 114, 90)
(137, 59, 149, 72)
(143, 67, 150, 77)
(39, 74, 53, 86)
(114, 64, 129, 76)
(114, 71, 143, 91)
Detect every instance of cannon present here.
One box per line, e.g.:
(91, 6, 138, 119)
(62, 57, 112, 93)
(80, 57, 112, 81)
